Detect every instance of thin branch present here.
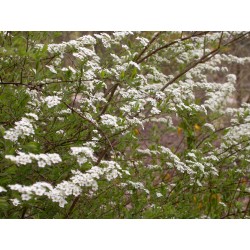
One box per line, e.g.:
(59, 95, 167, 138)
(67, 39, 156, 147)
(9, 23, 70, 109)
(64, 196, 80, 218)
(62, 101, 116, 156)
(160, 48, 218, 91)
(134, 32, 163, 63)
(99, 83, 119, 118)
(160, 32, 249, 91)
(137, 32, 209, 64)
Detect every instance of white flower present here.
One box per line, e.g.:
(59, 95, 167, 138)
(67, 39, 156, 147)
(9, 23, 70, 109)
(3, 129, 19, 141)
(21, 193, 32, 201)
(56, 129, 64, 134)
(70, 146, 96, 165)
(196, 180, 202, 186)
(5, 152, 32, 165)
(129, 61, 140, 70)
(8, 184, 23, 191)
(155, 91, 166, 100)
(10, 198, 21, 206)
(128, 181, 145, 190)
(59, 199, 67, 208)
(47, 43, 66, 54)
(94, 33, 112, 48)
(151, 107, 161, 114)
(38, 161, 46, 168)
(0, 186, 7, 193)
(49, 153, 62, 164)
(77, 35, 96, 45)
(44, 96, 61, 108)
(187, 152, 197, 159)
(68, 66, 76, 74)
(5, 152, 62, 167)
(103, 163, 122, 181)
(113, 31, 133, 40)
(160, 146, 194, 174)
(100, 114, 118, 127)
(156, 192, 163, 198)
(136, 37, 149, 46)
(25, 113, 39, 121)
(204, 123, 215, 132)
(4, 118, 35, 142)
(226, 74, 236, 83)
(70, 146, 92, 156)
(46, 65, 57, 74)
(219, 202, 227, 207)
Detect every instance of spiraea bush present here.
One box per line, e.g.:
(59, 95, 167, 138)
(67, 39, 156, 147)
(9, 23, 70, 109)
(0, 31, 249, 218)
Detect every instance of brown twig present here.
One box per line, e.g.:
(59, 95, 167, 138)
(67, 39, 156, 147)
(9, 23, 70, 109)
(99, 83, 119, 118)
(160, 32, 249, 91)
(64, 196, 80, 218)
(134, 32, 163, 63)
(137, 32, 209, 64)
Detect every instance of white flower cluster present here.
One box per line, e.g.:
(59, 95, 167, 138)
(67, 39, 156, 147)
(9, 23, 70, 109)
(203, 123, 215, 132)
(148, 117, 173, 127)
(151, 107, 161, 115)
(220, 107, 250, 153)
(186, 160, 205, 173)
(136, 37, 149, 46)
(203, 81, 235, 111)
(127, 181, 149, 194)
(100, 160, 123, 181)
(222, 123, 250, 148)
(185, 150, 219, 176)
(4, 117, 35, 142)
(94, 33, 112, 48)
(47, 43, 67, 54)
(137, 146, 195, 175)
(70, 168, 101, 192)
(9, 181, 80, 208)
(25, 113, 39, 121)
(46, 161, 124, 207)
(73, 47, 98, 61)
(113, 31, 133, 40)
(9, 182, 54, 201)
(5, 152, 62, 167)
(76, 35, 96, 45)
(100, 114, 118, 127)
(137, 148, 153, 156)
(126, 117, 144, 129)
(160, 146, 195, 174)
(146, 164, 162, 170)
(120, 98, 146, 115)
(47, 181, 82, 207)
(202, 155, 219, 176)
(70, 146, 97, 165)
(216, 53, 250, 65)
(129, 61, 140, 70)
(44, 96, 62, 108)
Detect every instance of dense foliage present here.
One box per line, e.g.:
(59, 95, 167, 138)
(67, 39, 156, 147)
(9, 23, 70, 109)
(0, 31, 249, 218)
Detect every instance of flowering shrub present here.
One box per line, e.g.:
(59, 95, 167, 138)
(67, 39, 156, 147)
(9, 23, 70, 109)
(0, 31, 249, 218)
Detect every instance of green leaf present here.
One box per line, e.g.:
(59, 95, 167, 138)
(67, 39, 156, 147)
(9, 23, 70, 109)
(120, 71, 125, 79)
(0, 197, 9, 211)
(22, 141, 41, 153)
